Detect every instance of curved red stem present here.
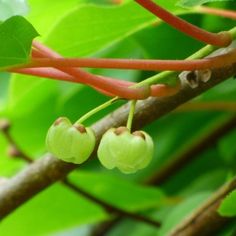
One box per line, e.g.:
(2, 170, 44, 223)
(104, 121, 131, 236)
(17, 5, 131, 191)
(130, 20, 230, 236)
(198, 6, 236, 20)
(26, 49, 236, 71)
(135, 0, 232, 47)
(32, 42, 150, 100)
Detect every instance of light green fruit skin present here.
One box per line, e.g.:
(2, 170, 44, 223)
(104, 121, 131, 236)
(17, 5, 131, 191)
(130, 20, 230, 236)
(46, 117, 96, 164)
(98, 128, 154, 174)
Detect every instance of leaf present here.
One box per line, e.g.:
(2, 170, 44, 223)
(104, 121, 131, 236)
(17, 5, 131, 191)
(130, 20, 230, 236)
(177, 0, 231, 8)
(0, 171, 164, 236)
(6, 0, 182, 157)
(159, 192, 211, 235)
(44, 0, 182, 57)
(218, 190, 236, 217)
(70, 171, 165, 211)
(0, 184, 108, 236)
(0, 15, 38, 68)
(27, 0, 81, 36)
(218, 130, 236, 165)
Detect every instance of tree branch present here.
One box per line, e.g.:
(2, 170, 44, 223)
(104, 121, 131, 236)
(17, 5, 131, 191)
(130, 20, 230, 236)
(169, 176, 236, 236)
(89, 105, 236, 236)
(0, 62, 235, 220)
(63, 179, 161, 228)
(0, 120, 161, 227)
(145, 114, 236, 185)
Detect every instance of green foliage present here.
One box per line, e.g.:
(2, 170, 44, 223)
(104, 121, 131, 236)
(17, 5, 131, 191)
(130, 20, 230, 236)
(0, 15, 38, 68)
(218, 190, 236, 217)
(0, 0, 236, 235)
(159, 192, 211, 235)
(177, 0, 231, 7)
(0, 171, 165, 236)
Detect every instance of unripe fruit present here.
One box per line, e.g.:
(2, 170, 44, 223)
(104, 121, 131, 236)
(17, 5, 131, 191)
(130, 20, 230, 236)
(98, 127, 154, 174)
(46, 117, 96, 164)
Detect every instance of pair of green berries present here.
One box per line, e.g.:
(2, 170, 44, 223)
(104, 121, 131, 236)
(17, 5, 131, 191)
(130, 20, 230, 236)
(46, 117, 154, 174)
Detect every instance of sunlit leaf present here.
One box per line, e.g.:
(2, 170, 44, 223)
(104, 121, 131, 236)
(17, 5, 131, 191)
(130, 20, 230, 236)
(218, 190, 236, 217)
(177, 0, 231, 8)
(0, 15, 38, 68)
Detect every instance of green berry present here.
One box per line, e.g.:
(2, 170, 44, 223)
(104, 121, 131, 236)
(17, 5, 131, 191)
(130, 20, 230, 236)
(97, 127, 154, 174)
(46, 117, 96, 164)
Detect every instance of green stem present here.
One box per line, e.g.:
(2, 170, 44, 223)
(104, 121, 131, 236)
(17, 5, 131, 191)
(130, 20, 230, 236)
(75, 26, 236, 124)
(137, 26, 236, 88)
(76, 97, 118, 124)
(126, 100, 137, 131)
(229, 27, 236, 39)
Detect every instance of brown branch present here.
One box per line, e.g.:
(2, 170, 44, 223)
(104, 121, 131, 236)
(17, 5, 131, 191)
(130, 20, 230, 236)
(0, 62, 235, 220)
(0, 120, 161, 227)
(168, 176, 236, 236)
(0, 120, 33, 163)
(88, 116, 236, 236)
(145, 114, 236, 185)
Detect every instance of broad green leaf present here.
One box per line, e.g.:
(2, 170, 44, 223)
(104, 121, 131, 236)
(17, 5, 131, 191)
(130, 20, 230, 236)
(8, 0, 182, 117)
(0, 184, 108, 236)
(218, 190, 236, 217)
(0, 15, 38, 68)
(70, 171, 165, 211)
(177, 0, 231, 8)
(45, 0, 182, 57)
(218, 130, 236, 165)
(27, 0, 82, 35)
(0, 171, 164, 236)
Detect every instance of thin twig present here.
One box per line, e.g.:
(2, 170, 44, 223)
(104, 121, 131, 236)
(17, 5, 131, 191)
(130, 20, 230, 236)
(89, 113, 236, 235)
(169, 177, 236, 236)
(0, 121, 161, 227)
(197, 6, 236, 20)
(0, 61, 234, 219)
(146, 114, 236, 185)
(135, 0, 232, 47)
(63, 179, 161, 228)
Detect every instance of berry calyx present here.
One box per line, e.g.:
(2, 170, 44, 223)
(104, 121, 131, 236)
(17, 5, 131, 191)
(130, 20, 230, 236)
(46, 117, 96, 164)
(97, 127, 154, 174)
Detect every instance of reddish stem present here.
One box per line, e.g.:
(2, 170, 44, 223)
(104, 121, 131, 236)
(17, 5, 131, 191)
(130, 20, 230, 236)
(135, 0, 232, 47)
(26, 49, 236, 71)
(11, 67, 116, 96)
(198, 6, 236, 20)
(32, 42, 150, 100)
(12, 66, 178, 97)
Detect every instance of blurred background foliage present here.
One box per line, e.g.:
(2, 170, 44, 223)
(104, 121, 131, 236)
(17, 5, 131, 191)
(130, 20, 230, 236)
(0, 0, 236, 235)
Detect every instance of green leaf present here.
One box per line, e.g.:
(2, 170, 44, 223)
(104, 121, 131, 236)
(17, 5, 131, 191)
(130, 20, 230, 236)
(218, 190, 236, 217)
(70, 171, 165, 211)
(0, 184, 108, 236)
(159, 192, 211, 235)
(0, 15, 38, 68)
(45, 0, 182, 57)
(177, 0, 231, 8)
(27, 0, 81, 35)
(218, 130, 236, 165)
